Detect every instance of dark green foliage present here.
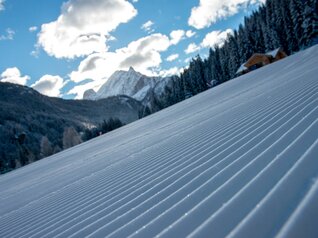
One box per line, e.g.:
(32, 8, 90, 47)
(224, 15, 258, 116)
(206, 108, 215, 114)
(1, 0, 316, 174)
(82, 118, 124, 141)
(0, 83, 142, 174)
(301, 0, 318, 48)
(178, 0, 316, 100)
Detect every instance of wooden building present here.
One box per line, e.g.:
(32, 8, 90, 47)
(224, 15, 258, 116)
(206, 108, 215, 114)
(236, 48, 287, 76)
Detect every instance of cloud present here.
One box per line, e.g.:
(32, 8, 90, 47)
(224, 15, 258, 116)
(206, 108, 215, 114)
(166, 54, 179, 62)
(0, 67, 30, 85)
(159, 67, 181, 77)
(141, 20, 154, 33)
(29, 26, 38, 32)
(185, 29, 233, 54)
(0, 0, 4, 11)
(0, 28, 15, 41)
(69, 33, 171, 98)
(186, 30, 196, 38)
(68, 80, 102, 99)
(185, 43, 200, 54)
(31, 75, 65, 97)
(201, 29, 233, 48)
(38, 0, 137, 59)
(170, 30, 185, 45)
(132, 0, 138, 2)
(184, 57, 192, 63)
(188, 0, 265, 29)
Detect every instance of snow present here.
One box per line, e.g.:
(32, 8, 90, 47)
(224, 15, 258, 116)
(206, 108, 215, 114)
(0, 45, 318, 237)
(266, 48, 281, 58)
(132, 85, 151, 101)
(236, 63, 248, 74)
(85, 67, 171, 102)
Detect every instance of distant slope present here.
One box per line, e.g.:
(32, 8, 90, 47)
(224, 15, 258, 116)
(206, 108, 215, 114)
(0, 45, 317, 237)
(0, 83, 142, 125)
(0, 83, 142, 172)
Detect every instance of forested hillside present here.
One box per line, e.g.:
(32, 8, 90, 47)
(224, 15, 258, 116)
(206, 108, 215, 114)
(0, 83, 142, 174)
(174, 0, 318, 101)
(1, 0, 317, 174)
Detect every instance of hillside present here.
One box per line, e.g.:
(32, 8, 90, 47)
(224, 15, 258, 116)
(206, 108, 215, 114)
(0, 84, 143, 173)
(0, 45, 317, 237)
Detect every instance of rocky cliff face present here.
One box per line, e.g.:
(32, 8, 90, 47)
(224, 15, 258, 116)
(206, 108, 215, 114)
(83, 67, 174, 111)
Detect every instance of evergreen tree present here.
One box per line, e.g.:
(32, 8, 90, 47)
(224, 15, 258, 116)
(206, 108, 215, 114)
(265, 0, 280, 50)
(227, 32, 240, 78)
(290, 0, 305, 48)
(273, 0, 289, 51)
(301, 0, 318, 47)
(281, 0, 298, 53)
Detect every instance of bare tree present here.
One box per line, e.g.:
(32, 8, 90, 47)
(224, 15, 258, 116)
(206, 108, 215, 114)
(63, 127, 82, 149)
(40, 136, 53, 158)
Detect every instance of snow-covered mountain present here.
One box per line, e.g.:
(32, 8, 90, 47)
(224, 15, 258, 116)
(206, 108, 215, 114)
(1, 45, 318, 237)
(84, 67, 173, 104)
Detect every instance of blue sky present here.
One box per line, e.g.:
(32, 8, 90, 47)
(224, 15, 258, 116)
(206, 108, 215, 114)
(0, 0, 264, 99)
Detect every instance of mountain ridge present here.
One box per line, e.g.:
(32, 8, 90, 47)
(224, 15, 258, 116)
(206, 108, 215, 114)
(83, 67, 175, 109)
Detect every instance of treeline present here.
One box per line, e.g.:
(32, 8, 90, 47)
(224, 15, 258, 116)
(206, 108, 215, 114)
(135, 0, 317, 125)
(0, 116, 125, 174)
(172, 0, 318, 100)
(1, 0, 317, 174)
(0, 119, 83, 174)
(82, 118, 124, 141)
(0, 83, 141, 174)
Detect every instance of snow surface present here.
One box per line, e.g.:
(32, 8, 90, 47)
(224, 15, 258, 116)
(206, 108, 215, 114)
(0, 45, 318, 238)
(266, 48, 281, 58)
(236, 63, 248, 74)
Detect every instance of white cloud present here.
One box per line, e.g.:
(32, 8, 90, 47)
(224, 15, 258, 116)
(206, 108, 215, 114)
(170, 30, 185, 45)
(68, 80, 102, 99)
(159, 67, 181, 77)
(29, 26, 38, 32)
(69, 33, 171, 98)
(184, 57, 192, 63)
(31, 75, 65, 97)
(0, 67, 30, 85)
(186, 30, 196, 38)
(166, 54, 179, 62)
(189, 0, 265, 29)
(141, 20, 154, 33)
(185, 29, 233, 54)
(201, 29, 233, 48)
(38, 0, 137, 59)
(0, 28, 15, 41)
(132, 0, 138, 2)
(185, 43, 200, 54)
(0, 0, 4, 11)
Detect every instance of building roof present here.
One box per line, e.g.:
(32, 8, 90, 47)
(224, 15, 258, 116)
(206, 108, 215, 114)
(265, 47, 281, 58)
(244, 53, 271, 68)
(236, 63, 248, 74)
(236, 48, 284, 74)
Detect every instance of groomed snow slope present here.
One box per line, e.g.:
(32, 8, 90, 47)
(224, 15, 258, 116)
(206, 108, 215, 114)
(1, 45, 318, 238)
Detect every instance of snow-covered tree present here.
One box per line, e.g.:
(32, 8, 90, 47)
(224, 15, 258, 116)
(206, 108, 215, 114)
(301, 0, 318, 47)
(290, 0, 305, 48)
